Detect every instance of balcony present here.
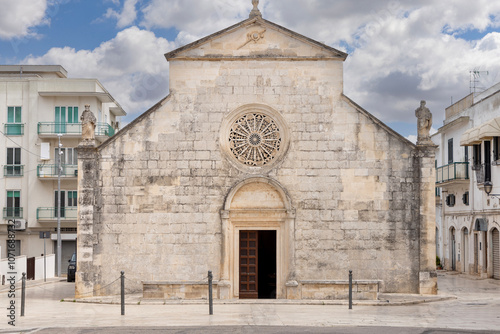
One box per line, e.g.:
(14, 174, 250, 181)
(4, 165, 24, 177)
(37, 207, 77, 221)
(37, 122, 115, 139)
(37, 164, 78, 180)
(4, 123, 24, 136)
(3, 207, 23, 219)
(436, 162, 469, 185)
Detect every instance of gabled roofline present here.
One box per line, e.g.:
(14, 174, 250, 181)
(342, 94, 416, 148)
(164, 17, 347, 61)
(98, 95, 171, 150)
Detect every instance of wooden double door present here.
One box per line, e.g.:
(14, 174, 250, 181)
(239, 230, 276, 299)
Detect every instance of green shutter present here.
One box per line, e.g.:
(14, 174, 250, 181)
(15, 107, 21, 122)
(7, 191, 20, 198)
(74, 107, 78, 123)
(68, 107, 73, 123)
(7, 107, 14, 123)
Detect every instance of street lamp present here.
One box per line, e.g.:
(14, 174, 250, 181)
(484, 181, 493, 195)
(57, 133, 63, 277)
(483, 181, 500, 198)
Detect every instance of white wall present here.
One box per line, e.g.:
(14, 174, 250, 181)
(34, 254, 55, 280)
(0, 255, 27, 281)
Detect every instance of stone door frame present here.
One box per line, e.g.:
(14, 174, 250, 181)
(219, 177, 296, 299)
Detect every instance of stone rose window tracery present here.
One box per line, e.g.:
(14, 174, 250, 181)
(229, 113, 282, 167)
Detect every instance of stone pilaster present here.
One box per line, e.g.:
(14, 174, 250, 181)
(417, 144, 438, 295)
(219, 209, 231, 299)
(75, 141, 99, 298)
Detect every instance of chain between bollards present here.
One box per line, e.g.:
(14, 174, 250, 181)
(348, 270, 353, 310)
(121, 271, 125, 316)
(21, 272, 26, 317)
(208, 270, 213, 315)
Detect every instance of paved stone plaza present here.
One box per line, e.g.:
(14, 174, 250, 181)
(1, 272, 499, 332)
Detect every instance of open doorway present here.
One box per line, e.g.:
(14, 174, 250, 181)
(239, 230, 276, 299)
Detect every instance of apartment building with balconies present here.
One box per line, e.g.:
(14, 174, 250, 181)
(0, 65, 125, 275)
(433, 82, 500, 280)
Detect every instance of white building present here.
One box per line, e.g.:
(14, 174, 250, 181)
(433, 82, 500, 279)
(0, 65, 125, 276)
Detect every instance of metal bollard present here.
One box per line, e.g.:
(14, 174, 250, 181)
(121, 271, 125, 316)
(21, 273, 26, 317)
(348, 270, 353, 310)
(208, 271, 213, 315)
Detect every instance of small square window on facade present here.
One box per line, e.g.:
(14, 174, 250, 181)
(446, 194, 456, 207)
(462, 192, 469, 206)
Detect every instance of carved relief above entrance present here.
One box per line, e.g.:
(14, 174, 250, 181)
(219, 177, 296, 299)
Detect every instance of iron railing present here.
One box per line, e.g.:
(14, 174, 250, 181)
(37, 165, 78, 178)
(37, 122, 115, 137)
(474, 164, 489, 184)
(436, 162, 469, 184)
(4, 123, 24, 135)
(4, 165, 24, 177)
(37, 207, 77, 220)
(3, 207, 23, 219)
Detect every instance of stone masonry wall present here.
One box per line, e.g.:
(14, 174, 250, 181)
(83, 57, 420, 296)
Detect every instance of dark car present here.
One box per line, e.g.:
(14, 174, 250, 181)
(67, 253, 76, 282)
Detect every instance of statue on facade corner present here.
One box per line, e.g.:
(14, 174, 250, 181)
(415, 100, 433, 145)
(81, 104, 96, 141)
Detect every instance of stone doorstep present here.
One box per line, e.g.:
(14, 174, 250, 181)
(142, 280, 381, 300)
(67, 293, 456, 306)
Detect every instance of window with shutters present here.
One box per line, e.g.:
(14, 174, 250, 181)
(448, 138, 454, 164)
(4, 190, 22, 218)
(485, 141, 491, 182)
(472, 144, 482, 170)
(5, 106, 23, 135)
(494, 137, 500, 161)
(5, 147, 23, 177)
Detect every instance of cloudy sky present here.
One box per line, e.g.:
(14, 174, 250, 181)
(1, 0, 500, 140)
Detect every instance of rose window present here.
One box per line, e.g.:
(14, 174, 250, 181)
(229, 113, 282, 167)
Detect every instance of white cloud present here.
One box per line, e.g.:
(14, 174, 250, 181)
(136, 0, 500, 132)
(24, 27, 176, 117)
(105, 0, 139, 28)
(0, 0, 48, 40)
(141, 0, 250, 39)
(406, 135, 418, 144)
(16, 0, 500, 136)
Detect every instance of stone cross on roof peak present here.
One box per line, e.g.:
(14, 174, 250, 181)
(249, 0, 262, 18)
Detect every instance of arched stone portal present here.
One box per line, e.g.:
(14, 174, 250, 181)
(219, 177, 296, 299)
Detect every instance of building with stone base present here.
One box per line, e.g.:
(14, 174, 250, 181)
(433, 82, 500, 280)
(76, 5, 437, 300)
(0, 65, 125, 279)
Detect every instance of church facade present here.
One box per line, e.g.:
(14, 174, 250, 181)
(76, 6, 437, 300)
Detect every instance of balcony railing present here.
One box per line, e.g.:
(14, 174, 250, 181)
(3, 207, 23, 219)
(436, 162, 469, 184)
(4, 165, 24, 177)
(37, 207, 77, 220)
(37, 122, 115, 137)
(38, 165, 78, 178)
(473, 164, 490, 185)
(4, 123, 24, 136)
